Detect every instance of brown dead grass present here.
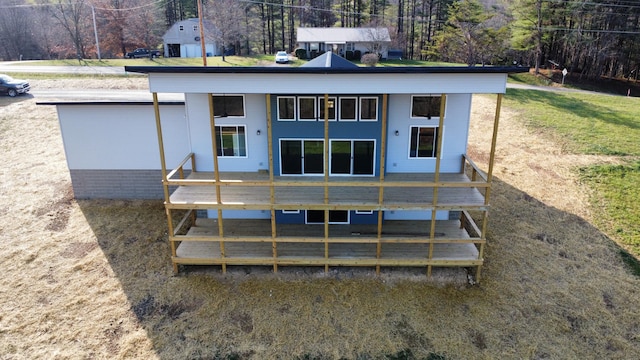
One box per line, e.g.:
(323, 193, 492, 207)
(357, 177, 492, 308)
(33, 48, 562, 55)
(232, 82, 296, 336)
(0, 80, 638, 359)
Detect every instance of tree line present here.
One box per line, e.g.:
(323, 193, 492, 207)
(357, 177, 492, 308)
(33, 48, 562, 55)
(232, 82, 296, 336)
(0, 0, 638, 80)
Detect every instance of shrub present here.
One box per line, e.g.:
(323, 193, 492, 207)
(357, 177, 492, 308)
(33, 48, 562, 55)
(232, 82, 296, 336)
(361, 53, 379, 67)
(345, 50, 354, 60)
(294, 48, 306, 59)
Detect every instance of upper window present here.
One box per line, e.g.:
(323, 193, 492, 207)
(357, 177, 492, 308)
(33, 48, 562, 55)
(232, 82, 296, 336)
(193, 25, 198, 31)
(359, 97, 378, 121)
(298, 97, 316, 121)
(411, 95, 442, 119)
(179, 25, 184, 31)
(215, 125, 247, 157)
(339, 97, 357, 121)
(409, 126, 438, 158)
(318, 97, 336, 121)
(212, 95, 245, 117)
(277, 96, 296, 121)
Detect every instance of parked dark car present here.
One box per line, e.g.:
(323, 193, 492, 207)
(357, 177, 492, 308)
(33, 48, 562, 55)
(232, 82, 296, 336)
(0, 74, 30, 97)
(125, 48, 161, 59)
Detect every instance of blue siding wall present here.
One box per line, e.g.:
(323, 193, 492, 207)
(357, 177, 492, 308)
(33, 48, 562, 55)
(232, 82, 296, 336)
(270, 94, 383, 176)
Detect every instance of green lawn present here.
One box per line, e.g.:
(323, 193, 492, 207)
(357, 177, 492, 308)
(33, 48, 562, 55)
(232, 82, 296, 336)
(504, 88, 640, 264)
(504, 89, 640, 156)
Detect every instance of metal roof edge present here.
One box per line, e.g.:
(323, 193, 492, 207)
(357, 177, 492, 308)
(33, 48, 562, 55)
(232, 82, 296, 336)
(36, 101, 185, 106)
(125, 65, 530, 75)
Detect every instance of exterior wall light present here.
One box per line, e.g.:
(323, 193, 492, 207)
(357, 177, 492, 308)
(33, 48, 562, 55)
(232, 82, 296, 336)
(395, 130, 399, 136)
(256, 130, 261, 135)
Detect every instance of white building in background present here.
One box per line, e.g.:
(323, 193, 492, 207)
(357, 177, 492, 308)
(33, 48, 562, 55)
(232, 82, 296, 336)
(162, 18, 223, 58)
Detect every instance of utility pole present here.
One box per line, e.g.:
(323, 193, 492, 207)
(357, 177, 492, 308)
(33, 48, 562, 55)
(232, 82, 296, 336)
(197, 0, 207, 66)
(91, 5, 101, 60)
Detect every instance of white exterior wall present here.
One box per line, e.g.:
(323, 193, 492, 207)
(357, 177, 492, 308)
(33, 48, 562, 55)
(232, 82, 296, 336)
(57, 104, 189, 170)
(148, 73, 507, 95)
(386, 93, 471, 173)
(184, 93, 269, 172)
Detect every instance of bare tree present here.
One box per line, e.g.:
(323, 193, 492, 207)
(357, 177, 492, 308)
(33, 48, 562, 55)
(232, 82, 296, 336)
(206, 0, 245, 60)
(46, 0, 91, 59)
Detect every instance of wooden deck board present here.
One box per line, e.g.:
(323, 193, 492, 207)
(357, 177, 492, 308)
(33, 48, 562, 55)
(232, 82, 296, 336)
(174, 219, 481, 265)
(168, 172, 487, 209)
(175, 241, 479, 263)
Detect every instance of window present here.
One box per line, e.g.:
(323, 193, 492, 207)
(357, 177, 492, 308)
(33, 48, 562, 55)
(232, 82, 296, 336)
(330, 140, 375, 176)
(409, 126, 438, 158)
(355, 210, 374, 215)
(280, 139, 324, 175)
(179, 25, 184, 31)
(306, 210, 349, 224)
(298, 97, 316, 121)
(359, 97, 378, 121)
(339, 97, 357, 121)
(212, 95, 245, 117)
(411, 95, 442, 119)
(215, 125, 247, 157)
(282, 210, 300, 214)
(193, 25, 198, 31)
(277, 96, 296, 121)
(318, 97, 336, 121)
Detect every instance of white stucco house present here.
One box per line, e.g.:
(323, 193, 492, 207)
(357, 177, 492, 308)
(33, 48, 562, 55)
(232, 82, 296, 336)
(162, 18, 222, 58)
(297, 27, 392, 59)
(41, 53, 526, 280)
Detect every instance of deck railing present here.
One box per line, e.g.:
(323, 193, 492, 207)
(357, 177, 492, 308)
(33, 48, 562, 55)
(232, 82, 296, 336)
(162, 152, 488, 274)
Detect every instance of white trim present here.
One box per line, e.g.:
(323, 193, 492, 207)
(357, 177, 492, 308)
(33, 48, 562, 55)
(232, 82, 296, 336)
(410, 94, 443, 120)
(318, 96, 337, 121)
(305, 210, 350, 224)
(339, 97, 357, 121)
(355, 210, 374, 215)
(211, 94, 246, 118)
(298, 96, 317, 121)
(359, 96, 378, 121)
(407, 125, 439, 159)
(215, 124, 248, 158)
(277, 96, 296, 121)
(278, 138, 325, 176)
(329, 139, 376, 176)
(281, 209, 300, 214)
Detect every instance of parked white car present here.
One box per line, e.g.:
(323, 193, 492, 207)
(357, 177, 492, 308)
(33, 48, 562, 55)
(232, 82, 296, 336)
(275, 51, 289, 64)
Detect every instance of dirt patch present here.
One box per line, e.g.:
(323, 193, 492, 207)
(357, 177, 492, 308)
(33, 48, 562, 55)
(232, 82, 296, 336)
(0, 79, 638, 359)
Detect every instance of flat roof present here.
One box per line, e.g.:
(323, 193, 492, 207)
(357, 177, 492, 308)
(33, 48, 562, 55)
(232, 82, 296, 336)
(125, 65, 529, 75)
(37, 101, 184, 106)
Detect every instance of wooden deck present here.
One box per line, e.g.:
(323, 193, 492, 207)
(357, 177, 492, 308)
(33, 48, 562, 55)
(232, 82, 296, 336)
(166, 172, 488, 210)
(172, 219, 483, 268)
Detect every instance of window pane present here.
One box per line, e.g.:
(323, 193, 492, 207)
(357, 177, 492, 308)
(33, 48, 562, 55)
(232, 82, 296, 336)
(214, 126, 246, 157)
(340, 98, 356, 120)
(304, 140, 324, 174)
(360, 98, 377, 120)
(298, 97, 316, 120)
(281, 140, 302, 174)
(319, 97, 336, 120)
(353, 141, 374, 175)
(409, 127, 438, 158)
(212, 95, 244, 117)
(236, 126, 246, 156)
(418, 128, 436, 157)
(328, 210, 348, 223)
(331, 141, 351, 174)
(306, 210, 324, 223)
(412, 96, 441, 118)
(278, 97, 295, 120)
